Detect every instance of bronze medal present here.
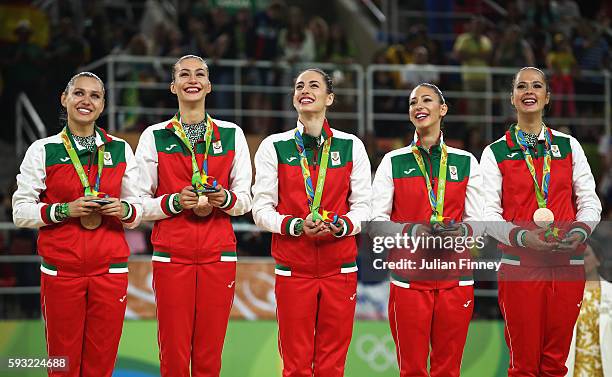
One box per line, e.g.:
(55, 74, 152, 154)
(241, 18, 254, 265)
(533, 207, 554, 228)
(80, 213, 102, 230)
(193, 196, 213, 217)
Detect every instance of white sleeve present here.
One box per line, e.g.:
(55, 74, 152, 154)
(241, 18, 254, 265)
(252, 137, 290, 234)
(219, 126, 252, 216)
(463, 154, 485, 237)
(120, 142, 143, 228)
(342, 138, 372, 236)
(370, 153, 393, 222)
(12, 141, 50, 228)
(570, 136, 602, 232)
(135, 128, 173, 221)
(481, 146, 518, 245)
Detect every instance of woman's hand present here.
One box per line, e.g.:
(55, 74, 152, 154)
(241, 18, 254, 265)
(179, 186, 198, 209)
(303, 213, 330, 238)
(68, 196, 101, 217)
(99, 198, 124, 218)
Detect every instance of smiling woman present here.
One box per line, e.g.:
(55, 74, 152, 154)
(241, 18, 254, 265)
(134, 54, 253, 377)
(12, 71, 142, 376)
(370, 82, 484, 376)
(481, 67, 602, 376)
(252, 67, 372, 376)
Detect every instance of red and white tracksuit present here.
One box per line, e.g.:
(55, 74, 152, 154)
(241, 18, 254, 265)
(481, 126, 601, 377)
(12, 128, 142, 377)
(371, 133, 484, 377)
(252, 121, 371, 377)
(135, 117, 252, 377)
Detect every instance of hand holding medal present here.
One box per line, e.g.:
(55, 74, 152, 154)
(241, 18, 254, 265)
(170, 113, 221, 218)
(303, 213, 331, 237)
(60, 127, 108, 230)
(97, 197, 125, 219)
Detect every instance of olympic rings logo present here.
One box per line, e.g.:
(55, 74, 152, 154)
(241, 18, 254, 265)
(354, 333, 398, 372)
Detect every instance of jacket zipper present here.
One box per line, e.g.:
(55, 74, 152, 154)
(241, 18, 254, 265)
(312, 142, 320, 276)
(424, 148, 435, 187)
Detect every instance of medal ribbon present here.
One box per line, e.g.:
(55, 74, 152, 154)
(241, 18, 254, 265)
(61, 127, 104, 196)
(515, 124, 551, 209)
(411, 138, 448, 224)
(169, 113, 215, 194)
(294, 124, 332, 221)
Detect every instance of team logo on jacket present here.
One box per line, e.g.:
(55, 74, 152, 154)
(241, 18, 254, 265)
(551, 144, 561, 157)
(449, 165, 458, 180)
(213, 140, 223, 154)
(331, 151, 341, 166)
(104, 151, 113, 165)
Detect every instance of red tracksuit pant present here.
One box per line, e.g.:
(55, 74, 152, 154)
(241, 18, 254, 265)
(388, 284, 474, 377)
(275, 273, 357, 377)
(40, 272, 128, 377)
(498, 265, 585, 377)
(153, 261, 236, 377)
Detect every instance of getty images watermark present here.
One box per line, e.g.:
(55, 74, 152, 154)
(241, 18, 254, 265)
(370, 232, 500, 272)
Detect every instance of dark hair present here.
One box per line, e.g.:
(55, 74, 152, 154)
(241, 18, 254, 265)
(294, 68, 334, 94)
(413, 82, 445, 104)
(511, 66, 549, 92)
(171, 54, 208, 82)
(63, 71, 105, 95)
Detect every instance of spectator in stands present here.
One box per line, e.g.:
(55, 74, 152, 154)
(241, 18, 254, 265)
(150, 22, 172, 56)
(47, 17, 91, 110)
(452, 16, 492, 128)
(185, 16, 213, 57)
(327, 23, 356, 65)
(572, 20, 609, 114)
(309, 16, 330, 62)
(279, 6, 315, 63)
(2, 20, 46, 98)
(400, 46, 439, 90)
(411, 24, 444, 65)
(547, 33, 577, 118)
(493, 25, 535, 68)
(385, 32, 418, 89)
(83, 2, 112, 61)
(0, 20, 46, 141)
(372, 50, 402, 138)
(232, 9, 255, 60)
(209, 7, 237, 111)
(551, 0, 581, 38)
(525, 0, 556, 31)
(248, 0, 286, 133)
(252, 0, 285, 62)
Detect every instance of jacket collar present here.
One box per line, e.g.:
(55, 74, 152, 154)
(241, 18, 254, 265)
(165, 112, 221, 142)
(296, 119, 333, 143)
(68, 125, 111, 152)
(412, 130, 444, 150)
(505, 123, 553, 151)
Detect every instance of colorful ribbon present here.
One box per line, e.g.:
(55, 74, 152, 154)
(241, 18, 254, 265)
(294, 121, 337, 224)
(411, 136, 449, 225)
(170, 113, 218, 194)
(61, 127, 105, 197)
(515, 124, 551, 209)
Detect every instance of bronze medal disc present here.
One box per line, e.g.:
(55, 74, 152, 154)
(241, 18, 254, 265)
(533, 207, 554, 228)
(80, 213, 102, 230)
(193, 196, 213, 217)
